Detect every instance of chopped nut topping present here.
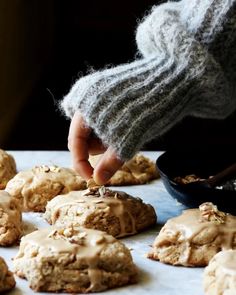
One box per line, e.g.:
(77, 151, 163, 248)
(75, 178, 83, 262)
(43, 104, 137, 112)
(199, 202, 226, 223)
(35, 165, 60, 173)
(50, 166, 61, 173)
(63, 228, 74, 237)
(48, 227, 87, 245)
(77, 232, 87, 239)
(92, 236, 105, 245)
(92, 199, 104, 204)
(174, 174, 203, 185)
(84, 185, 107, 198)
(98, 186, 106, 198)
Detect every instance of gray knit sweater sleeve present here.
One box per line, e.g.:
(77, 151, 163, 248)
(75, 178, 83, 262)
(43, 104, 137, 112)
(61, 0, 236, 160)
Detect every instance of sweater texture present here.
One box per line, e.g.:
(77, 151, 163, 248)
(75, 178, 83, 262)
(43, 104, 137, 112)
(61, 0, 236, 160)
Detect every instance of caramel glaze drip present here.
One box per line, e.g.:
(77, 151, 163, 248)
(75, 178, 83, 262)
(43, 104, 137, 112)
(49, 187, 138, 238)
(14, 226, 116, 292)
(156, 203, 236, 265)
(6, 165, 86, 211)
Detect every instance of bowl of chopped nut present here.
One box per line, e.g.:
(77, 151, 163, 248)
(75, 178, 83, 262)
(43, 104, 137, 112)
(156, 151, 236, 214)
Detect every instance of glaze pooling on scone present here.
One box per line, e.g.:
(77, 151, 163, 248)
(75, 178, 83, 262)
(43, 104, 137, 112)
(204, 250, 236, 295)
(148, 203, 236, 266)
(13, 226, 138, 293)
(5, 165, 87, 212)
(45, 187, 157, 238)
(0, 256, 16, 292)
(0, 190, 22, 246)
(0, 149, 16, 189)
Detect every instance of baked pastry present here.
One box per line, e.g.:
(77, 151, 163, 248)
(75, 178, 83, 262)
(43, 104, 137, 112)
(0, 190, 22, 246)
(0, 149, 16, 189)
(204, 249, 236, 295)
(13, 226, 138, 293)
(45, 186, 157, 238)
(5, 165, 87, 212)
(0, 256, 16, 293)
(89, 153, 159, 185)
(147, 202, 236, 266)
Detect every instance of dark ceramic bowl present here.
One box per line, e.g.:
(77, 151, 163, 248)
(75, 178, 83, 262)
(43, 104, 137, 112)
(156, 151, 236, 214)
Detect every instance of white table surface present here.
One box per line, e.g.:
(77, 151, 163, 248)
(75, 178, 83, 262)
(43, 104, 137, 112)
(1, 151, 205, 295)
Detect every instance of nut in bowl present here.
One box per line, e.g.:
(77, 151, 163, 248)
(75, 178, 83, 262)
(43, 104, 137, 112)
(156, 151, 236, 214)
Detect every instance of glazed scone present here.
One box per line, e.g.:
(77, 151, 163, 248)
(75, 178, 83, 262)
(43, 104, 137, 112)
(0, 190, 22, 246)
(0, 149, 16, 189)
(204, 250, 236, 295)
(0, 256, 16, 293)
(148, 202, 236, 266)
(13, 226, 138, 293)
(5, 165, 87, 212)
(90, 154, 159, 185)
(45, 186, 157, 238)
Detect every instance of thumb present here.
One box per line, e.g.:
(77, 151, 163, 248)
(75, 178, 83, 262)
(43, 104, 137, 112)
(93, 147, 124, 185)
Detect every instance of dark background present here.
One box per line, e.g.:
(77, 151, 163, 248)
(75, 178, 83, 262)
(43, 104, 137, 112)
(1, 0, 236, 152)
(1, 0, 158, 150)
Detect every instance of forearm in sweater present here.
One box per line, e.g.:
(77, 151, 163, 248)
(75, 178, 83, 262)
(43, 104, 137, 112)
(61, 0, 236, 161)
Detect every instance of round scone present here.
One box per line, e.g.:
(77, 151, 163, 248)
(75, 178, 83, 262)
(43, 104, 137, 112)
(5, 165, 87, 212)
(0, 256, 16, 293)
(13, 226, 138, 293)
(0, 190, 22, 246)
(45, 186, 157, 238)
(0, 149, 16, 189)
(90, 154, 159, 185)
(147, 202, 236, 266)
(203, 249, 236, 295)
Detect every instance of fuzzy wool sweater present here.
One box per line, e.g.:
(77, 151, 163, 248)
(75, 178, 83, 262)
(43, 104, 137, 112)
(61, 0, 236, 161)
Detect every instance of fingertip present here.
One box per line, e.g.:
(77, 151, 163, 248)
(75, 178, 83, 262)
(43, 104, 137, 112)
(73, 160, 94, 181)
(93, 148, 124, 185)
(93, 169, 113, 185)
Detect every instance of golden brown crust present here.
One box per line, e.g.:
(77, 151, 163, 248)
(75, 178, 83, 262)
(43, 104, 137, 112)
(148, 203, 236, 266)
(0, 256, 16, 293)
(5, 165, 86, 212)
(13, 226, 138, 293)
(0, 149, 16, 189)
(45, 187, 157, 238)
(0, 190, 22, 246)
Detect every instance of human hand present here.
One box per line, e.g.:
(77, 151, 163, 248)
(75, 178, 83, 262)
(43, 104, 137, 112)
(68, 111, 124, 185)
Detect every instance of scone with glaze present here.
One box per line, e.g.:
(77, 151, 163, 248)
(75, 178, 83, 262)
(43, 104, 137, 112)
(13, 226, 138, 293)
(0, 149, 16, 189)
(5, 165, 87, 212)
(45, 186, 157, 238)
(204, 249, 236, 295)
(90, 154, 159, 185)
(0, 190, 22, 246)
(148, 202, 236, 266)
(0, 256, 16, 293)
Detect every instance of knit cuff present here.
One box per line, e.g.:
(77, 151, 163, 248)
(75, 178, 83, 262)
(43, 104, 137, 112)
(61, 3, 234, 161)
